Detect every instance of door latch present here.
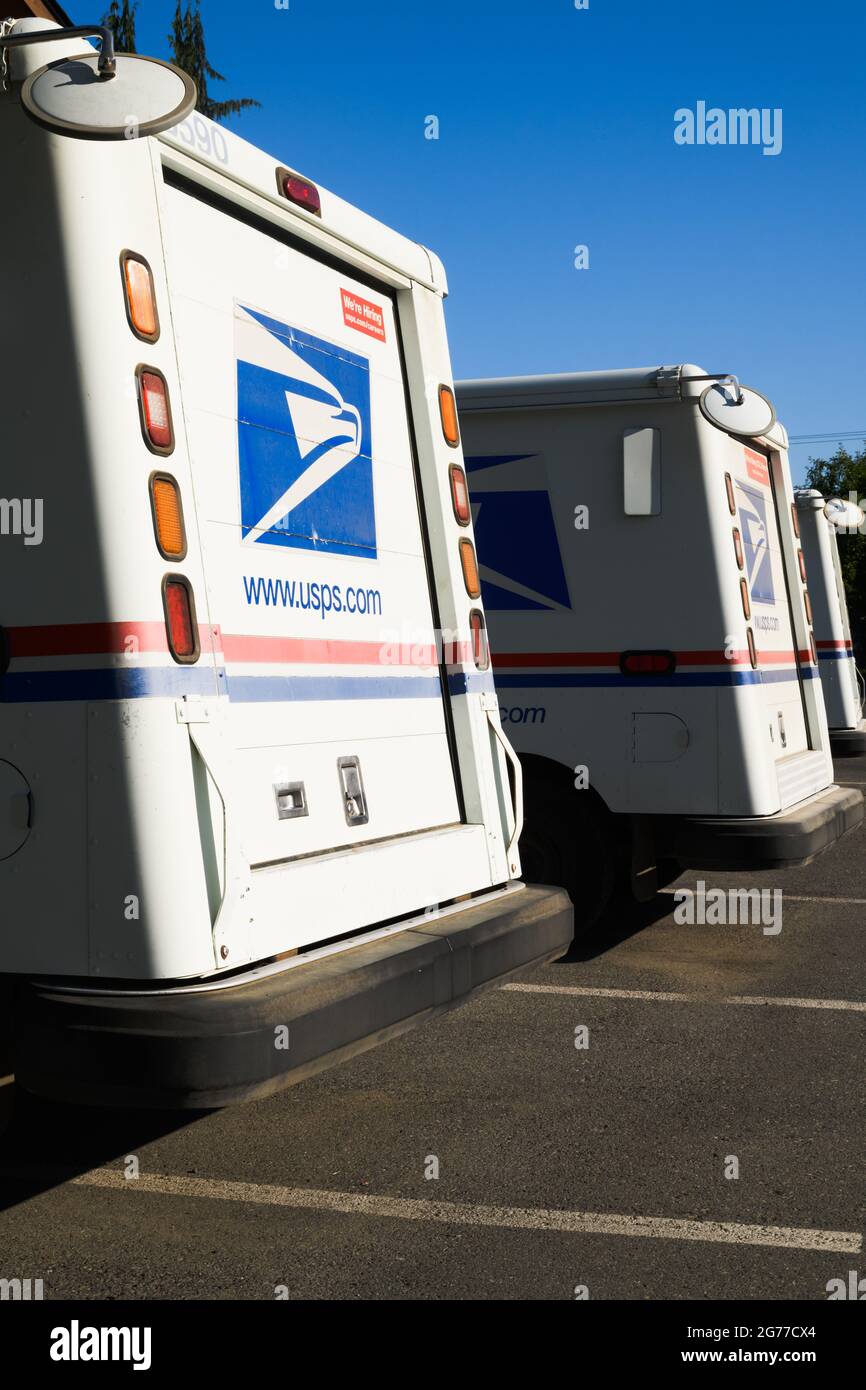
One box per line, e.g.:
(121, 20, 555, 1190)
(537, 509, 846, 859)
(337, 756, 369, 827)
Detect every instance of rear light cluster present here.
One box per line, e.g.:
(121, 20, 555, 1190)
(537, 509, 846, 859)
(122, 250, 198, 665)
(727, 473, 758, 667)
(790, 501, 814, 662)
(439, 385, 487, 669)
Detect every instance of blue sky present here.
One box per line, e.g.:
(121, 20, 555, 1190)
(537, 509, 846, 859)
(71, 0, 866, 481)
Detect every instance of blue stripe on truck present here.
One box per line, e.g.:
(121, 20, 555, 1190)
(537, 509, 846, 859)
(0, 668, 493, 703)
(493, 667, 817, 689)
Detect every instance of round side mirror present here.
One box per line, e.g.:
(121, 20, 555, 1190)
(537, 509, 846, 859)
(699, 382, 776, 439)
(824, 497, 864, 530)
(21, 52, 196, 140)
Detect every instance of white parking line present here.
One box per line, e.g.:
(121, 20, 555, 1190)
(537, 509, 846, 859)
(68, 1167, 861, 1255)
(503, 982, 866, 1013)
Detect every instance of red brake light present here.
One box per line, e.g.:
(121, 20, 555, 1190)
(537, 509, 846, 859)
(620, 650, 676, 676)
(725, 473, 736, 515)
(137, 369, 174, 453)
(798, 550, 807, 583)
(733, 527, 744, 570)
(469, 610, 489, 670)
(162, 576, 199, 663)
(791, 502, 800, 538)
(276, 166, 321, 216)
(740, 578, 751, 620)
(449, 464, 471, 525)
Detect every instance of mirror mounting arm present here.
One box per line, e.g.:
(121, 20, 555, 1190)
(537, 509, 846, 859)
(1, 25, 116, 79)
(681, 372, 744, 406)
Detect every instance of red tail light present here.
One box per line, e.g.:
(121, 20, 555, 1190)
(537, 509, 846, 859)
(162, 576, 199, 663)
(620, 650, 676, 676)
(740, 578, 751, 620)
(797, 550, 807, 583)
(791, 502, 800, 538)
(469, 610, 489, 670)
(137, 368, 174, 454)
(275, 166, 321, 216)
(803, 590, 813, 625)
(725, 473, 736, 515)
(449, 464, 471, 525)
(733, 527, 744, 570)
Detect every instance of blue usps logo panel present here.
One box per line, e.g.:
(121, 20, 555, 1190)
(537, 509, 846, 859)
(237, 305, 376, 558)
(737, 481, 775, 605)
(465, 455, 571, 611)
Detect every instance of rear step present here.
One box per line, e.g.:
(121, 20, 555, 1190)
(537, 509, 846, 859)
(13, 884, 573, 1108)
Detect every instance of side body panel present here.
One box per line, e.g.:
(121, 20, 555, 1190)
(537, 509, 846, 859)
(798, 498, 862, 732)
(460, 396, 832, 820)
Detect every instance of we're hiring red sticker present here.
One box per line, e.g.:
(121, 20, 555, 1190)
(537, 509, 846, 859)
(744, 446, 770, 486)
(340, 288, 386, 342)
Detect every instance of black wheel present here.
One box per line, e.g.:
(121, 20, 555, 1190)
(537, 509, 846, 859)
(519, 782, 618, 932)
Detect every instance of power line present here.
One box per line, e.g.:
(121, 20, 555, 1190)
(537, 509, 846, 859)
(788, 431, 866, 445)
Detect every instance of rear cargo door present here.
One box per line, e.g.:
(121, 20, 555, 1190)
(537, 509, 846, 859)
(729, 443, 809, 759)
(159, 174, 460, 869)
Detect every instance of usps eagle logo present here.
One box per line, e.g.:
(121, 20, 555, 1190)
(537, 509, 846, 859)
(235, 304, 375, 558)
(463, 454, 571, 611)
(737, 481, 775, 605)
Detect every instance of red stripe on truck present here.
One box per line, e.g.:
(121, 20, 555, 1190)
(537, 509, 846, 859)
(221, 634, 467, 667)
(491, 649, 809, 669)
(3, 624, 472, 669)
(5, 622, 220, 657)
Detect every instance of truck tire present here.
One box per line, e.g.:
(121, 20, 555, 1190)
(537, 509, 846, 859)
(518, 782, 618, 932)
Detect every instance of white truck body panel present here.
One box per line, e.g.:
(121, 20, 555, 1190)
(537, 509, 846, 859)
(796, 491, 864, 735)
(457, 366, 835, 824)
(0, 25, 519, 987)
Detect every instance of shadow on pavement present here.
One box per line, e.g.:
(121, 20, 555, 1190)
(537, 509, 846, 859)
(0, 1085, 207, 1214)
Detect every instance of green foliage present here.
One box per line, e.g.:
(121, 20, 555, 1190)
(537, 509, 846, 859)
(168, 1, 260, 122)
(804, 444, 866, 662)
(101, 0, 138, 53)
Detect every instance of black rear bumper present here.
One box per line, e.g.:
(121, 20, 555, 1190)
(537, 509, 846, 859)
(830, 722, 866, 757)
(660, 785, 864, 871)
(12, 884, 572, 1109)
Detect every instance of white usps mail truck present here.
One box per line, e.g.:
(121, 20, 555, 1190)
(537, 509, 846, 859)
(456, 366, 863, 922)
(0, 20, 571, 1107)
(795, 490, 866, 755)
